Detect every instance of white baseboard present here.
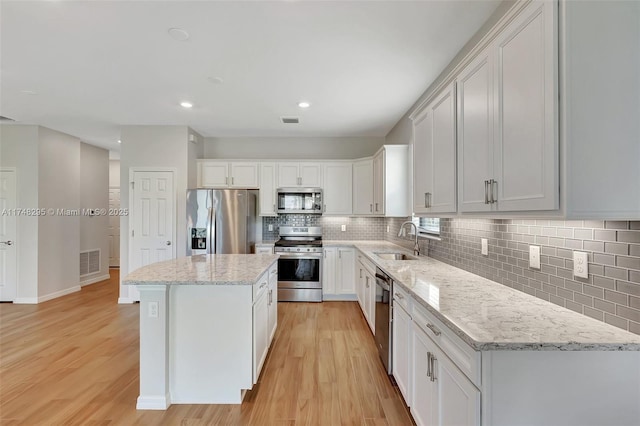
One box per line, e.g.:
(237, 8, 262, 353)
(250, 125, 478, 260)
(13, 297, 38, 304)
(322, 294, 358, 301)
(38, 286, 81, 303)
(80, 273, 111, 287)
(118, 297, 136, 304)
(136, 395, 170, 410)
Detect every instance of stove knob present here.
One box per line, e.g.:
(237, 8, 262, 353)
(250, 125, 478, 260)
(297, 248, 301, 252)
(307, 248, 311, 252)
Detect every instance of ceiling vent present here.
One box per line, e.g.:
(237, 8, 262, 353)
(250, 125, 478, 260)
(281, 117, 299, 124)
(0, 116, 16, 122)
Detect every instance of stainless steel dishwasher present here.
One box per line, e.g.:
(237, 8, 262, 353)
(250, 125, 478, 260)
(375, 267, 393, 374)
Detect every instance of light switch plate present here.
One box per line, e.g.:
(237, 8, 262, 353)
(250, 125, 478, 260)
(268, 224, 274, 231)
(529, 246, 541, 269)
(481, 238, 488, 256)
(573, 251, 589, 279)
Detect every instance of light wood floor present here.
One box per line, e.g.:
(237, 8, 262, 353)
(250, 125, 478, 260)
(0, 271, 414, 425)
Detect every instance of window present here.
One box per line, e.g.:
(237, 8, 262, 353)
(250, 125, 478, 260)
(411, 216, 440, 236)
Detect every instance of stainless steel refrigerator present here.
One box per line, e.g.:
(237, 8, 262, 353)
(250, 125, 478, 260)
(186, 189, 257, 255)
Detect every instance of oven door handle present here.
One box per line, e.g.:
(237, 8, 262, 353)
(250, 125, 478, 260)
(277, 253, 323, 259)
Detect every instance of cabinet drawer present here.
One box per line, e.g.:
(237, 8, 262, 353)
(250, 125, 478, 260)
(412, 301, 481, 388)
(393, 284, 411, 312)
(253, 271, 269, 301)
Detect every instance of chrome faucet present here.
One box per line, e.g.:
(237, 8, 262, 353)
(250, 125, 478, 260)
(398, 221, 420, 256)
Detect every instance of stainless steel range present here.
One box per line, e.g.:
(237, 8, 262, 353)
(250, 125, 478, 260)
(275, 226, 323, 302)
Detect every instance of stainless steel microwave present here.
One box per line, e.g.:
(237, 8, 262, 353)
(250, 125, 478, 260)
(276, 188, 323, 214)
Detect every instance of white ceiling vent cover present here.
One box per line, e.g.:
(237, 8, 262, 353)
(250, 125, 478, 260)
(281, 117, 299, 124)
(80, 249, 100, 277)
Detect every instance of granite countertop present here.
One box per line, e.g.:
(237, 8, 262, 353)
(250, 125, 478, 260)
(325, 240, 640, 351)
(123, 254, 278, 286)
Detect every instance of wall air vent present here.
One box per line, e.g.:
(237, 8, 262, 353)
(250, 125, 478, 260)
(281, 117, 300, 124)
(80, 249, 100, 277)
(0, 116, 16, 122)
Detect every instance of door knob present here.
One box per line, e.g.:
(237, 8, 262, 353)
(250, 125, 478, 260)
(166, 241, 171, 246)
(0, 241, 12, 246)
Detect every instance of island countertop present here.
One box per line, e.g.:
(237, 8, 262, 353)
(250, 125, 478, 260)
(326, 240, 640, 351)
(123, 254, 279, 286)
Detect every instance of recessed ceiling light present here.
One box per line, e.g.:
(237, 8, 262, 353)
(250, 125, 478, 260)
(180, 101, 193, 109)
(298, 101, 311, 109)
(117, 140, 121, 144)
(168, 28, 190, 41)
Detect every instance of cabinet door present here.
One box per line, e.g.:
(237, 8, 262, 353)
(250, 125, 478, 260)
(299, 163, 322, 187)
(393, 302, 411, 405)
(429, 84, 457, 213)
(457, 51, 494, 212)
(268, 265, 278, 343)
(277, 163, 299, 187)
(259, 163, 277, 216)
(230, 162, 259, 188)
(337, 248, 355, 294)
(322, 248, 337, 296)
(253, 286, 269, 384)
(412, 109, 432, 214)
(373, 151, 385, 214)
(200, 161, 229, 188)
(353, 159, 374, 215)
(493, 0, 558, 211)
(411, 323, 438, 426)
(323, 163, 353, 215)
(365, 272, 376, 334)
(434, 349, 481, 426)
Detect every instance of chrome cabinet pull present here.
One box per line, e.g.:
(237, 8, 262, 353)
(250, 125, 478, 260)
(426, 323, 441, 336)
(430, 353, 437, 382)
(427, 352, 432, 378)
(231, 176, 234, 185)
(490, 179, 497, 204)
(484, 180, 490, 204)
(370, 204, 373, 213)
(225, 176, 229, 185)
(375, 202, 379, 212)
(424, 192, 428, 208)
(394, 292, 404, 300)
(1, 240, 13, 246)
(427, 192, 431, 208)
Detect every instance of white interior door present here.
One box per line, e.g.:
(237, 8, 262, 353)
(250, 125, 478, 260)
(0, 170, 17, 301)
(108, 188, 120, 267)
(130, 171, 175, 289)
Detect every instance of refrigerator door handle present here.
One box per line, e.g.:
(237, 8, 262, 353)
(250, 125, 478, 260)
(207, 207, 215, 254)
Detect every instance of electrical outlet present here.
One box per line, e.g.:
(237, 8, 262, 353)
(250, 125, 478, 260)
(148, 301, 159, 318)
(481, 238, 488, 256)
(529, 246, 541, 269)
(268, 224, 274, 232)
(386, 225, 390, 233)
(573, 251, 589, 279)
(341, 224, 347, 232)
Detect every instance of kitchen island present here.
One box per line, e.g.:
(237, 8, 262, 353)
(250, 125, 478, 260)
(124, 254, 279, 410)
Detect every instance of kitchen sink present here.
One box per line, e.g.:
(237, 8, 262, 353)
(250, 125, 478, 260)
(374, 252, 418, 261)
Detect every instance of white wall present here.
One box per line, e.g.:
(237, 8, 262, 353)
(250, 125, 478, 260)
(0, 125, 40, 302)
(80, 143, 110, 285)
(109, 160, 120, 188)
(203, 136, 386, 160)
(119, 125, 190, 302)
(37, 127, 81, 300)
(188, 129, 204, 189)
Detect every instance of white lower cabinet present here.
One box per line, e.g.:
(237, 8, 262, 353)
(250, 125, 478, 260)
(323, 247, 356, 300)
(252, 274, 269, 384)
(355, 251, 376, 334)
(411, 322, 480, 426)
(267, 264, 278, 342)
(392, 298, 411, 404)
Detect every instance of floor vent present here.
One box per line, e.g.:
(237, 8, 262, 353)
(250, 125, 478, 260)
(80, 249, 100, 277)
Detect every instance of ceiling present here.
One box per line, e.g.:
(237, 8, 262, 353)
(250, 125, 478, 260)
(0, 0, 501, 152)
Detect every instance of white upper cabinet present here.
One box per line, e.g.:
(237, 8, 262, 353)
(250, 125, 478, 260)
(277, 162, 322, 188)
(413, 83, 457, 214)
(457, 51, 494, 213)
(198, 160, 259, 189)
(455, 0, 558, 213)
(492, 0, 558, 212)
(323, 162, 353, 215)
(353, 159, 374, 215)
(373, 150, 385, 215)
(259, 163, 277, 216)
